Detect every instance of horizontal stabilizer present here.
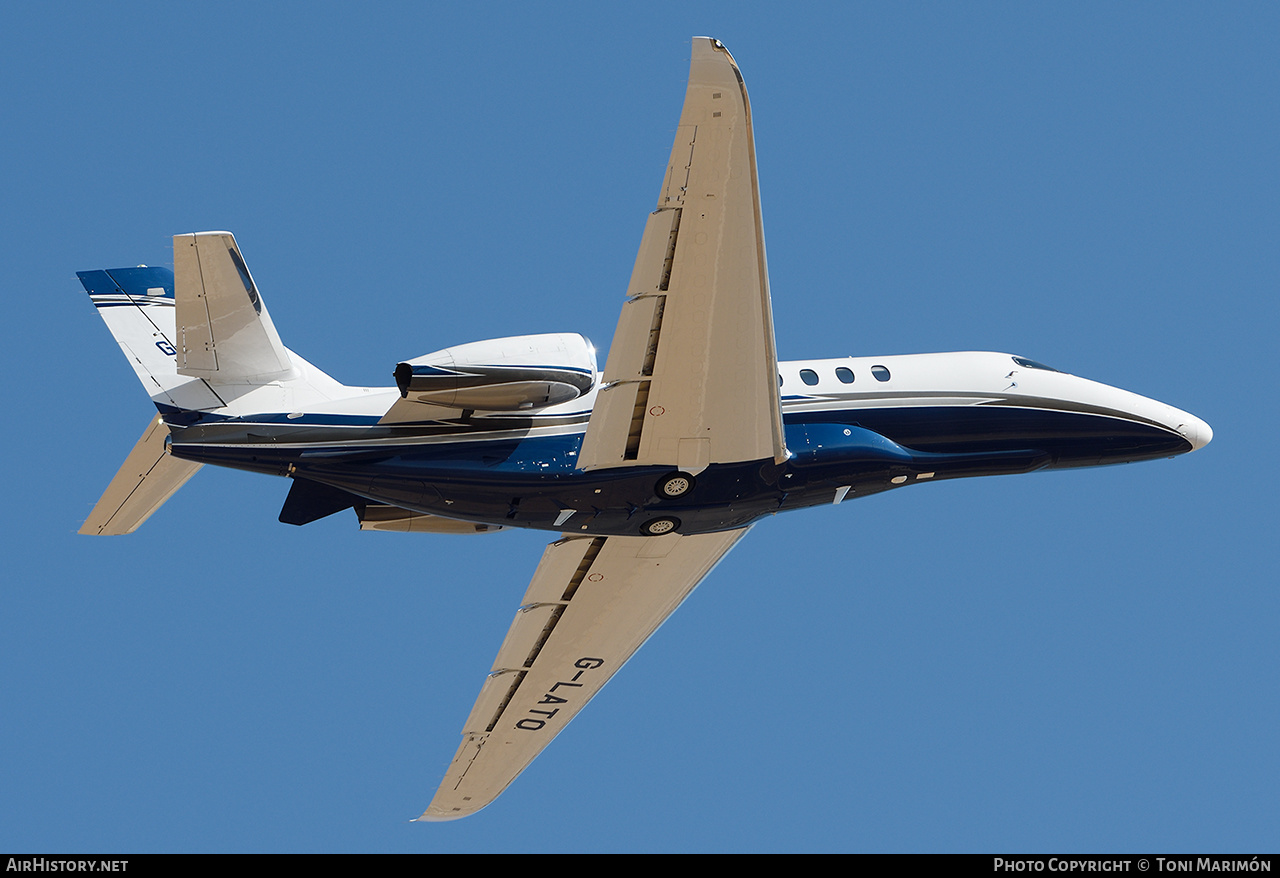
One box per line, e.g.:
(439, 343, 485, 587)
(174, 232, 293, 382)
(79, 415, 201, 535)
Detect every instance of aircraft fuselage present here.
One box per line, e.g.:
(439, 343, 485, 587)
(165, 350, 1209, 537)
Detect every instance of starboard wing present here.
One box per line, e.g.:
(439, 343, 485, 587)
(418, 526, 749, 821)
(576, 37, 786, 474)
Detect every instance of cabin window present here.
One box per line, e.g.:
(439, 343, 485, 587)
(871, 365, 891, 382)
(1012, 356, 1062, 373)
(778, 373, 783, 387)
(835, 367, 854, 384)
(800, 369, 819, 386)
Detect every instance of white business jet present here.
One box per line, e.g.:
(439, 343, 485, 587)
(77, 38, 1211, 820)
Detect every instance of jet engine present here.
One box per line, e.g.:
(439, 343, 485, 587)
(394, 333, 596, 411)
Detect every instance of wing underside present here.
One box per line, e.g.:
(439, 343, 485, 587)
(576, 37, 786, 474)
(420, 36, 774, 822)
(419, 527, 749, 821)
(78, 414, 202, 535)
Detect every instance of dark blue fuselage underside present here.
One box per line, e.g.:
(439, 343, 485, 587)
(168, 405, 1191, 536)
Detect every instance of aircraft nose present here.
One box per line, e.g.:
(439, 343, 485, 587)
(1176, 411, 1213, 451)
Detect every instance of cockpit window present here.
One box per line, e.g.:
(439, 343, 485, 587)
(1012, 356, 1062, 373)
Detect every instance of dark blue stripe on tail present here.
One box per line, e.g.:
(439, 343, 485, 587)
(77, 267, 174, 298)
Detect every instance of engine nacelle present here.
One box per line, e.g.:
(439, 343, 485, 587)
(394, 333, 596, 411)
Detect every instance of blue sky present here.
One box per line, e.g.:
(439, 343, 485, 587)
(3, 2, 1276, 853)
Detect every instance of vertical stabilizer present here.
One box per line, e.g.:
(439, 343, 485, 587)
(77, 266, 226, 411)
(78, 232, 347, 534)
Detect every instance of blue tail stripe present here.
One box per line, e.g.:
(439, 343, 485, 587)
(77, 267, 175, 298)
(76, 270, 123, 296)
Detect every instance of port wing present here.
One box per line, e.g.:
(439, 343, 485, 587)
(419, 526, 749, 821)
